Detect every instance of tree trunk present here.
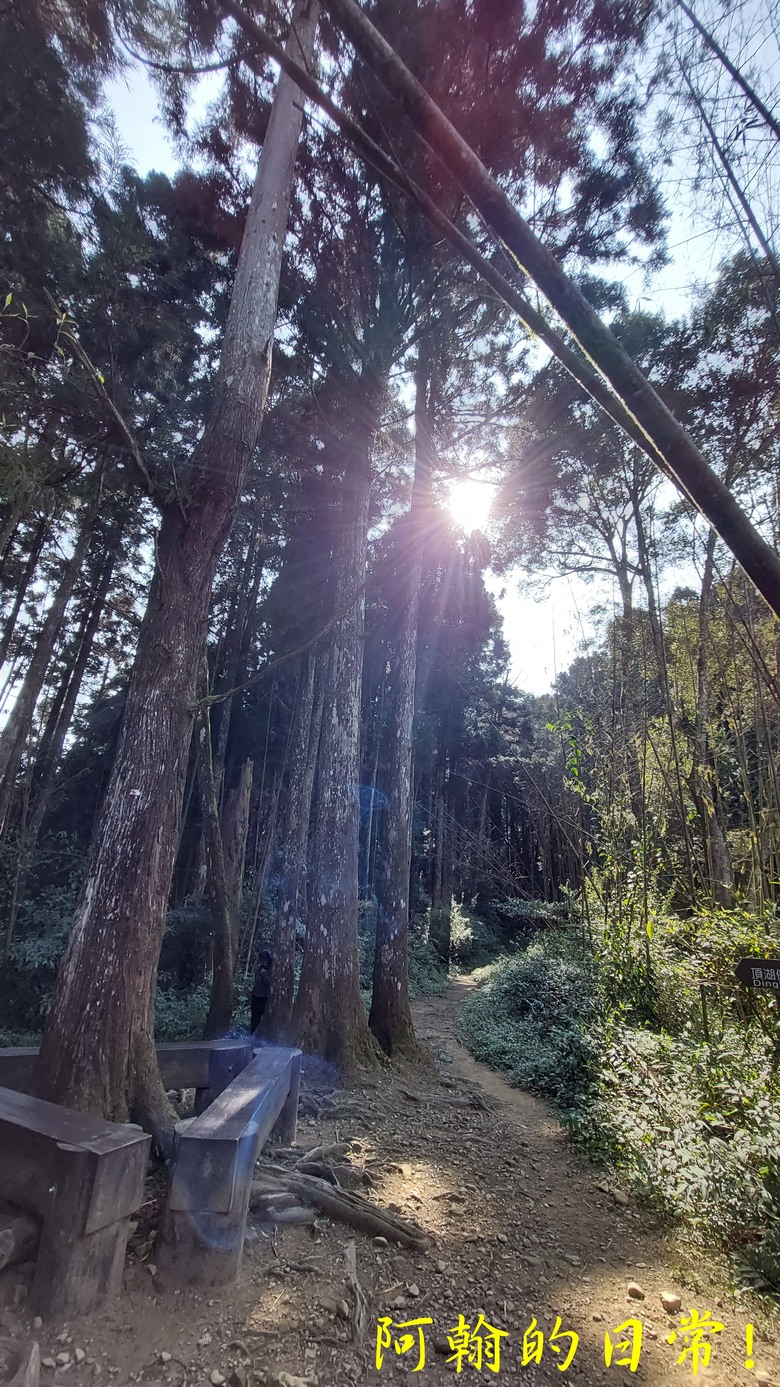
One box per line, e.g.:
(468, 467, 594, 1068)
(2, 540, 117, 961)
(369, 352, 432, 1055)
(690, 530, 735, 907)
(199, 665, 237, 1041)
(263, 651, 319, 1036)
(35, 0, 320, 1141)
(0, 501, 97, 839)
(290, 372, 383, 1067)
(0, 513, 47, 671)
(223, 758, 253, 924)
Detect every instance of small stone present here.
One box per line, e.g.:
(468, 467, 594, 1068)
(563, 1254, 581, 1265)
(757, 1374, 771, 1387)
(75, 1349, 86, 1363)
(436, 1260, 447, 1273)
(373, 1237, 388, 1248)
(210, 1372, 226, 1386)
(42, 1359, 57, 1371)
(597, 1182, 610, 1194)
(56, 1352, 72, 1366)
(336, 1300, 351, 1320)
(407, 1284, 420, 1298)
(147, 1263, 157, 1276)
(198, 1332, 213, 1346)
(627, 1282, 645, 1300)
(592, 1314, 604, 1323)
(160, 1352, 172, 1363)
(434, 1339, 451, 1356)
(57, 1332, 70, 1345)
(613, 1191, 629, 1207)
(33, 1316, 43, 1330)
(661, 1292, 681, 1314)
(496, 1234, 508, 1245)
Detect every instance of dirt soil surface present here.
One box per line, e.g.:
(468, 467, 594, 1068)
(2, 976, 778, 1387)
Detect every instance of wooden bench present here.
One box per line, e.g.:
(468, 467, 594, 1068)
(156, 1046, 302, 1288)
(0, 1087, 150, 1320)
(0, 1040, 252, 1114)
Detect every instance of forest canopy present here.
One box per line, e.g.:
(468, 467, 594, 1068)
(1, 0, 779, 1260)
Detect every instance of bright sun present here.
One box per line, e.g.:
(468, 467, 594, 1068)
(447, 476, 495, 533)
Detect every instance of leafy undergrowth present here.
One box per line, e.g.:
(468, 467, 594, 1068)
(458, 917, 780, 1297)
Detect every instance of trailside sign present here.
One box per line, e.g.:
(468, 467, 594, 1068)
(734, 958, 780, 990)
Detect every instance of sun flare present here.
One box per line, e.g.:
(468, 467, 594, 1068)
(447, 475, 495, 534)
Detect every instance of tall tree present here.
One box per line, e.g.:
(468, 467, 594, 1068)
(36, 0, 320, 1141)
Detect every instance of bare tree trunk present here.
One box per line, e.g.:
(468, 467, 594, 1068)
(290, 373, 383, 1067)
(3, 541, 117, 961)
(199, 660, 238, 1041)
(369, 351, 432, 1055)
(0, 501, 97, 839)
(0, 514, 47, 670)
(223, 758, 253, 922)
(35, 0, 320, 1142)
(263, 651, 318, 1036)
(690, 531, 734, 906)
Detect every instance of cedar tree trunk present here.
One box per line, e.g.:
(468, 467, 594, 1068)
(369, 354, 433, 1055)
(35, 0, 319, 1142)
(263, 650, 319, 1037)
(290, 373, 383, 1067)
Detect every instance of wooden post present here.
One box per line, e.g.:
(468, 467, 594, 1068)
(272, 1049, 301, 1144)
(194, 1040, 252, 1115)
(31, 1144, 134, 1320)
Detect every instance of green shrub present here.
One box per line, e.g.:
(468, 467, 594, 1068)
(408, 937, 448, 996)
(449, 900, 505, 968)
(458, 943, 599, 1108)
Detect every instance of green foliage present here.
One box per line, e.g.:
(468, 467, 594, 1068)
(460, 909, 780, 1293)
(449, 900, 506, 968)
(153, 983, 212, 1041)
(408, 937, 448, 997)
(458, 937, 600, 1107)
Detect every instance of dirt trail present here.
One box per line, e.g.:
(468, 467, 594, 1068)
(1, 978, 777, 1387)
(410, 977, 778, 1386)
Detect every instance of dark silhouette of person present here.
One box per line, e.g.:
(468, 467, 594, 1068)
(251, 948, 273, 1034)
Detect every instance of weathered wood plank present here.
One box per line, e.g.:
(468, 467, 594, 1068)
(0, 1087, 150, 1320)
(30, 1145, 131, 1320)
(0, 1040, 253, 1097)
(158, 1047, 302, 1288)
(170, 1059, 292, 1212)
(0, 1048, 37, 1093)
(193, 1040, 253, 1116)
(0, 1087, 149, 1227)
(186, 1047, 294, 1141)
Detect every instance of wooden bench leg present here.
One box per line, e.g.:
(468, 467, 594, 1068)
(157, 1130, 256, 1289)
(30, 1148, 130, 1320)
(272, 1052, 301, 1145)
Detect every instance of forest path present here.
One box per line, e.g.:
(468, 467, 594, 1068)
(406, 975, 776, 1387)
(2, 980, 778, 1387)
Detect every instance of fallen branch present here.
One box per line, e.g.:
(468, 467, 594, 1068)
(250, 1170, 428, 1250)
(296, 1141, 351, 1165)
(345, 1240, 369, 1345)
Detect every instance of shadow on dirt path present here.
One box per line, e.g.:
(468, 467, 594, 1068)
(408, 976, 777, 1387)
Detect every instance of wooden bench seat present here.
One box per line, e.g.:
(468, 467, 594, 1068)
(0, 1086, 150, 1319)
(156, 1045, 302, 1288)
(0, 1039, 252, 1114)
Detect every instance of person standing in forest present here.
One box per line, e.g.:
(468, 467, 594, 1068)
(251, 949, 274, 1034)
